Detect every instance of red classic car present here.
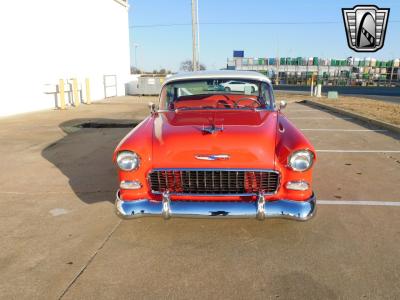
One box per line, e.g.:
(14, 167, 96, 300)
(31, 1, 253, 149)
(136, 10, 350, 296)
(114, 71, 316, 221)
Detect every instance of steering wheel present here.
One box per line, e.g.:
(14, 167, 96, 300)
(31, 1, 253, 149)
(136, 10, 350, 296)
(221, 94, 231, 100)
(216, 98, 236, 108)
(235, 97, 261, 108)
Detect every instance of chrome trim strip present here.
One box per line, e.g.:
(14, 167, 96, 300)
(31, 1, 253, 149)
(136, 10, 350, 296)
(115, 190, 316, 221)
(195, 154, 230, 161)
(146, 168, 281, 196)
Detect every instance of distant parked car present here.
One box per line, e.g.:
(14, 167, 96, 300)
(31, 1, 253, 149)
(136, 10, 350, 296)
(114, 70, 316, 221)
(219, 80, 257, 93)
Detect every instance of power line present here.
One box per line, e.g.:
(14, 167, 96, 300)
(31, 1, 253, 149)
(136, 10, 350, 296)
(130, 20, 400, 28)
(131, 21, 338, 28)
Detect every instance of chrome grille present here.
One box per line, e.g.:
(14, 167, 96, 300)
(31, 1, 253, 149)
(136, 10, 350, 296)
(148, 169, 279, 195)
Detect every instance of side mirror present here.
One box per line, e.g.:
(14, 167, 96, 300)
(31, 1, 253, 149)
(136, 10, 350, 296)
(148, 102, 157, 115)
(279, 100, 287, 111)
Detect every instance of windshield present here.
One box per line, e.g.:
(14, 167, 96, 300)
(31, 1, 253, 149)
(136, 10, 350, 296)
(159, 78, 274, 110)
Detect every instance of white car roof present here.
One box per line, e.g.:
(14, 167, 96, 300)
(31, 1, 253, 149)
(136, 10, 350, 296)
(163, 70, 271, 86)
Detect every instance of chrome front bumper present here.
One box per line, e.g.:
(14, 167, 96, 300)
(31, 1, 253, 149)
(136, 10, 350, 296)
(115, 191, 316, 221)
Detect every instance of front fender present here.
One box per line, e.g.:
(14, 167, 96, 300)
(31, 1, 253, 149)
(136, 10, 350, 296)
(114, 116, 154, 200)
(273, 113, 316, 201)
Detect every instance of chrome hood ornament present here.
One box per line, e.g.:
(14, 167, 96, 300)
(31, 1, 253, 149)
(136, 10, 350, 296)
(202, 116, 224, 134)
(202, 123, 224, 134)
(195, 154, 230, 161)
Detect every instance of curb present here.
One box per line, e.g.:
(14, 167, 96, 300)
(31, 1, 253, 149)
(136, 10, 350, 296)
(300, 100, 400, 135)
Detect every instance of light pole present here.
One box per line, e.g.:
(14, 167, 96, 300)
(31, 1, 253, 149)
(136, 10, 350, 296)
(133, 43, 140, 72)
(191, 0, 199, 71)
(389, 52, 395, 87)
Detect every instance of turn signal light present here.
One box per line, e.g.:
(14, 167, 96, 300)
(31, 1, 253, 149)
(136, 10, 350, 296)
(286, 181, 309, 191)
(120, 180, 142, 190)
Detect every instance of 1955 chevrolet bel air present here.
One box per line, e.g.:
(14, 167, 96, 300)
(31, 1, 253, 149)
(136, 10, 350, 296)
(114, 70, 316, 221)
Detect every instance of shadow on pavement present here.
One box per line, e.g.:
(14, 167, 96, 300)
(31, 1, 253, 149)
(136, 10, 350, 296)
(42, 118, 139, 204)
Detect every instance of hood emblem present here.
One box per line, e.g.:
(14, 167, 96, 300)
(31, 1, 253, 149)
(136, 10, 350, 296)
(195, 154, 230, 161)
(202, 124, 224, 134)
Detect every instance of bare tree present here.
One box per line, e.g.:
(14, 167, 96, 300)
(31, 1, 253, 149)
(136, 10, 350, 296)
(148, 68, 168, 75)
(180, 60, 206, 72)
(180, 60, 193, 72)
(130, 66, 141, 74)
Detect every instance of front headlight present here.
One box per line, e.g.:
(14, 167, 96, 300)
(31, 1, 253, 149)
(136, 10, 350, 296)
(288, 150, 314, 172)
(117, 151, 140, 171)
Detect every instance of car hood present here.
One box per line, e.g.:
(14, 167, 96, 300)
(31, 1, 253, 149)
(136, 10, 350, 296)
(151, 110, 277, 169)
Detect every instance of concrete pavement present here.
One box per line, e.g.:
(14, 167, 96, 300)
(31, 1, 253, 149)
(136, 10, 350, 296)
(0, 96, 399, 299)
(274, 85, 400, 103)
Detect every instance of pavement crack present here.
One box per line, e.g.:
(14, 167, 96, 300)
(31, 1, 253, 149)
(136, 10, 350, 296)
(58, 219, 122, 299)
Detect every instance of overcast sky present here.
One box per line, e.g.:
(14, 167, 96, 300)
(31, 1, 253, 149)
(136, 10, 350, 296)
(128, 0, 400, 72)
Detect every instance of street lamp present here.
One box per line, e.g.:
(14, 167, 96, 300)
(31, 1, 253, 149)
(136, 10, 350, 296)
(133, 43, 140, 72)
(191, 0, 199, 71)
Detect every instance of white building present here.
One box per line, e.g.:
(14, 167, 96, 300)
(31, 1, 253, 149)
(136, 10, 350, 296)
(0, 0, 131, 117)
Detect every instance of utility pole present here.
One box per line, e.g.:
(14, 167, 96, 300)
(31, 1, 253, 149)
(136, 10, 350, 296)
(389, 61, 394, 87)
(276, 56, 280, 85)
(191, 0, 199, 71)
(133, 44, 139, 71)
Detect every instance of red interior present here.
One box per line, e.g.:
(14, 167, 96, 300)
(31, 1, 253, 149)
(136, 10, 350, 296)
(171, 94, 264, 109)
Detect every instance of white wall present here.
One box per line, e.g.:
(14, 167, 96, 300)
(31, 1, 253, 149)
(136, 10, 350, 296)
(0, 0, 131, 117)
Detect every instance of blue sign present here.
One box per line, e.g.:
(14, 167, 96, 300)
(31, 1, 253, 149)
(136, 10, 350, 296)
(233, 50, 244, 58)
